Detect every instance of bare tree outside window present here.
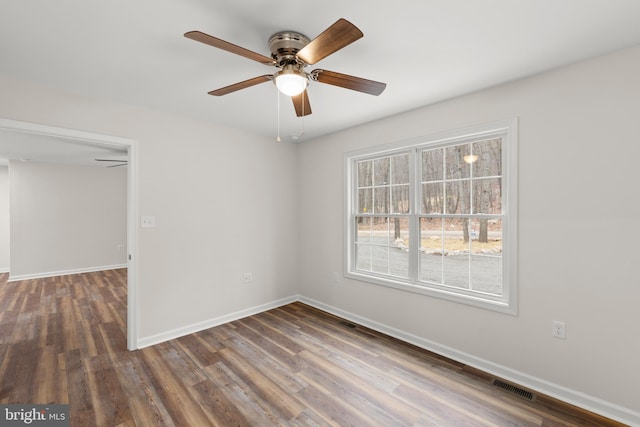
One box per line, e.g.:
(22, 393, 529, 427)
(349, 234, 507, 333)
(355, 139, 503, 294)
(420, 138, 502, 294)
(347, 119, 516, 313)
(355, 153, 410, 279)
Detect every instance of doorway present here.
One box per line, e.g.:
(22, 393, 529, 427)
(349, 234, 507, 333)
(0, 118, 138, 350)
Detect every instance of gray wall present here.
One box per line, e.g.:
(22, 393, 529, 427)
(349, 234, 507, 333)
(0, 73, 300, 346)
(0, 165, 8, 272)
(297, 46, 640, 421)
(9, 161, 127, 279)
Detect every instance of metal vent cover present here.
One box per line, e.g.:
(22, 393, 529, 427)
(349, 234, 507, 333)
(493, 379, 536, 401)
(339, 320, 357, 329)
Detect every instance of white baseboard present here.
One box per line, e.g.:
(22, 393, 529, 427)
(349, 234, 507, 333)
(133, 294, 638, 425)
(297, 296, 640, 427)
(8, 264, 127, 282)
(136, 295, 298, 349)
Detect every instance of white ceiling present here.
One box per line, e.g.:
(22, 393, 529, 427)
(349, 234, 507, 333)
(2, 0, 640, 163)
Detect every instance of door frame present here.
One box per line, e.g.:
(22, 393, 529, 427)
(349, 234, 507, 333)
(0, 118, 139, 350)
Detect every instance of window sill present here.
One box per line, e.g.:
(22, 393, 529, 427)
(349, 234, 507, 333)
(345, 270, 517, 315)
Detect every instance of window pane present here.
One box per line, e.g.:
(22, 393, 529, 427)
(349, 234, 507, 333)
(388, 216, 410, 277)
(446, 144, 471, 179)
(374, 157, 390, 185)
(355, 217, 372, 242)
(445, 180, 471, 214)
(391, 154, 410, 184)
(374, 187, 390, 214)
(420, 217, 443, 283)
(358, 188, 372, 214)
(371, 216, 389, 235)
(422, 182, 443, 214)
(392, 184, 410, 214)
(371, 217, 391, 275)
(379, 216, 394, 245)
(473, 177, 501, 214)
(443, 253, 470, 289)
(371, 246, 389, 275)
(422, 149, 443, 182)
(472, 138, 501, 178)
(371, 216, 409, 246)
(420, 217, 443, 252)
(469, 219, 503, 294)
(389, 248, 409, 278)
(470, 254, 502, 294)
(357, 160, 373, 187)
(442, 218, 470, 289)
(360, 217, 410, 278)
(391, 217, 410, 249)
(355, 244, 371, 271)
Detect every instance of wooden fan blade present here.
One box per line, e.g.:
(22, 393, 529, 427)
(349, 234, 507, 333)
(185, 31, 275, 65)
(208, 75, 273, 96)
(292, 90, 312, 117)
(296, 19, 363, 65)
(311, 69, 386, 95)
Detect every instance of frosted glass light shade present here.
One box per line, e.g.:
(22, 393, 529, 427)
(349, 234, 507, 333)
(275, 69, 308, 96)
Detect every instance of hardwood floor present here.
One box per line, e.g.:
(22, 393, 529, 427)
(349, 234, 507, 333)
(0, 270, 626, 426)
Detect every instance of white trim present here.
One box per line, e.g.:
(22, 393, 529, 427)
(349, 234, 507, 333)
(0, 118, 133, 148)
(0, 268, 9, 273)
(126, 134, 139, 350)
(0, 118, 139, 350)
(136, 295, 298, 349)
(127, 291, 640, 425)
(297, 296, 639, 427)
(8, 264, 127, 282)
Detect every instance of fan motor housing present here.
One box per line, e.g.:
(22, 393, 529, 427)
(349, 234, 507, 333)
(268, 31, 310, 65)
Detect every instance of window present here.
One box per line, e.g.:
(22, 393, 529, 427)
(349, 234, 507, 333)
(345, 119, 518, 314)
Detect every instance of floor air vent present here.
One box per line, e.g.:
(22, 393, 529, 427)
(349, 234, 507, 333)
(340, 321, 357, 329)
(493, 379, 536, 401)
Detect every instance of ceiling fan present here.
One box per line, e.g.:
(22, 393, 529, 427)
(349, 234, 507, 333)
(184, 18, 386, 117)
(95, 158, 127, 168)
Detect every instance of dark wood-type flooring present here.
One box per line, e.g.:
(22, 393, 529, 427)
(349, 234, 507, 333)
(0, 269, 626, 426)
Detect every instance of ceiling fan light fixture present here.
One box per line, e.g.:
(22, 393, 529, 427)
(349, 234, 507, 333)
(274, 65, 308, 96)
(186, 19, 386, 119)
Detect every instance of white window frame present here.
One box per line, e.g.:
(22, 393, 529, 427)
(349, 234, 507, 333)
(344, 118, 518, 314)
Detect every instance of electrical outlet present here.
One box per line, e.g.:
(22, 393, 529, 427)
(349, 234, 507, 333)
(141, 216, 156, 228)
(551, 320, 566, 339)
(242, 273, 253, 283)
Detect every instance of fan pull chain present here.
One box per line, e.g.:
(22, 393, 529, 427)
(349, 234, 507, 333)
(299, 90, 305, 138)
(276, 88, 281, 142)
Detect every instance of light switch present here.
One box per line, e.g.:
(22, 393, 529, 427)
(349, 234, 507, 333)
(141, 216, 156, 228)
